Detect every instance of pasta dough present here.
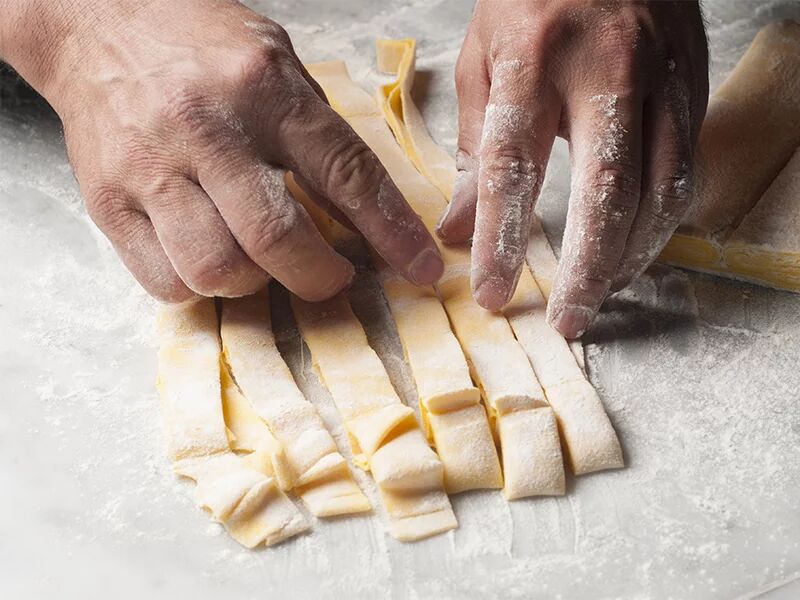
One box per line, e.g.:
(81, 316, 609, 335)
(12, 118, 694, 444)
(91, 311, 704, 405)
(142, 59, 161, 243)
(659, 20, 800, 292)
(220, 291, 371, 518)
(156, 299, 309, 547)
(373, 39, 623, 475)
(220, 360, 294, 490)
(285, 175, 503, 494)
(724, 148, 800, 290)
(306, 59, 567, 499)
(292, 291, 458, 541)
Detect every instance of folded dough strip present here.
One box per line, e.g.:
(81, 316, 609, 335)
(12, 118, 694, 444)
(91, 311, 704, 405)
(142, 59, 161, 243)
(722, 148, 800, 290)
(658, 20, 800, 292)
(291, 290, 457, 541)
(219, 290, 371, 518)
(156, 300, 308, 547)
(286, 175, 502, 494)
(306, 59, 565, 498)
(674, 20, 800, 244)
(373, 39, 623, 475)
(375, 268, 504, 493)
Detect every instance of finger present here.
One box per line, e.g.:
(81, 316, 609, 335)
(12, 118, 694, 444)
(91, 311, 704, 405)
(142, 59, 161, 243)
(610, 84, 693, 291)
(292, 172, 357, 232)
(472, 58, 561, 310)
(262, 87, 444, 286)
(436, 33, 490, 243)
(197, 149, 355, 301)
(296, 62, 329, 104)
(275, 25, 330, 103)
(87, 190, 193, 302)
(547, 90, 644, 338)
(143, 178, 270, 297)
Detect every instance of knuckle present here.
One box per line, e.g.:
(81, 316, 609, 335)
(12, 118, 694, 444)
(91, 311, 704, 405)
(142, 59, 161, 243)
(114, 136, 180, 197)
(480, 149, 541, 196)
(236, 42, 294, 89)
(182, 247, 242, 295)
(243, 207, 299, 258)
(274, 87, 316, 125)
(591, 165, 640, 209)
(455, 148, 478, 172)
(263, 20, 292, 47)
(158, 86, 242, 150)
(482, 142, 541, 171)
(137, 172, 180, 203)
(648, 173, 693, 223)
(160, 84, 208, 128)
(321, 139, 383, 210)
(85, 180, 130, 229)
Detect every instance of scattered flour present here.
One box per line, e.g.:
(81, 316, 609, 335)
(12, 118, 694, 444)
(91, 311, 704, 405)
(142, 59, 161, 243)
(2, 0, 799, 598)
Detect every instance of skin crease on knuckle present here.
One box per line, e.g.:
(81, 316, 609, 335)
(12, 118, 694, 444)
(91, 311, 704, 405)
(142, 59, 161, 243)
(319, 137, 384, 215)
(245, 208, 298, 264)
(477, 152, 541, 274)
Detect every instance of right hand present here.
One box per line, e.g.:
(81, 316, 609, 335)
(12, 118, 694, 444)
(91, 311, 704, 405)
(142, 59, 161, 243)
(1, 0, 443, 302)
(440, 0, 708, 337)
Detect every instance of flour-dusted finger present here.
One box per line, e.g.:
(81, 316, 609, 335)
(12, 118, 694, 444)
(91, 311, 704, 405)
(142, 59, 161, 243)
(611, 84, 693, 290)
(258, 80, 444, 286)
(547, 90, 644, 338)
(291, 172, 357, 232)
(197, 148, 354, 301)
(84, 185, 192, 302)
(435, 29, 489, 244)
(144, 178, 269, 297)
(472, 58, 561, 311)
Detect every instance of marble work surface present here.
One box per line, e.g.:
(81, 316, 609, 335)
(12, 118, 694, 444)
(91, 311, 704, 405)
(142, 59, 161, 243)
(1, 0, 799, 598)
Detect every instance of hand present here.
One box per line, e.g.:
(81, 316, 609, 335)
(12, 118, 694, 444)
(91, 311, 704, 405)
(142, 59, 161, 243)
(440, 0, 708, 337)
(1, 0, 443, 302)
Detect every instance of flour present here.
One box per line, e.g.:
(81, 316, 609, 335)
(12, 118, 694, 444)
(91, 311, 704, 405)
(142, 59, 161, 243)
(588, 93, 626, 164)
(480, 103, 526, 149)
(3, 0, 800, 597)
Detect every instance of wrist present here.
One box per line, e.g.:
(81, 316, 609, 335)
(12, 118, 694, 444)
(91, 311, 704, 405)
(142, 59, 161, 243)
(0, 0, 154, 99)
(0, 0, 80, 92)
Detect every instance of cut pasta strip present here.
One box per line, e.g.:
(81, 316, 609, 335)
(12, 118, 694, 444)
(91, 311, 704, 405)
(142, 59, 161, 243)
(286, 175, 502, 494)
(503, 276, 624, 474)
(373, 38, 623, 475)
(291, 291, 457, 540)
(221, 359, 294, 491)
(525, 217, 586, 372)
(156, 300, 230, 462)
(175, 453, 308, 548)
(219, 291, 371, 518)
(306, 59, 565, 498)
(156, 300, 308, 547)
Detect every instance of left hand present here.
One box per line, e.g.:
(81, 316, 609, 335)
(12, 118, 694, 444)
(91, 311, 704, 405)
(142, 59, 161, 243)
(440, 0, 708, 338)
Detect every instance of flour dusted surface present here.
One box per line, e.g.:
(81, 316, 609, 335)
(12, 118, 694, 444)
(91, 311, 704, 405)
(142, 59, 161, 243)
(2, 0, 800, 597)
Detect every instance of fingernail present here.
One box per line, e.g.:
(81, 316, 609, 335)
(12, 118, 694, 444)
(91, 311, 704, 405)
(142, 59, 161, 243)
(473, 276, 509, 311)
(409, 247, 444, 285)
(549, 304, 593, 339)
